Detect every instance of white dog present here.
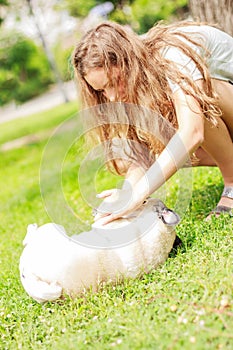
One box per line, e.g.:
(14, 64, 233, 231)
(19, 198, 180, 303)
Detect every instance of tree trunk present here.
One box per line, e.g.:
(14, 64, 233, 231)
(189, 0, 233, 36)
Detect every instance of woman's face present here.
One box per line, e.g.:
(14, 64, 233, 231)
(84, 67, 126, 102)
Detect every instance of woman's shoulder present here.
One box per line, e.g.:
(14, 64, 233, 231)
(174, 24, 214, 36)
(176, 23, 232, 41)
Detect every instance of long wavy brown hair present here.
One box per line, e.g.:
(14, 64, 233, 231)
(72, 20, 221, 175)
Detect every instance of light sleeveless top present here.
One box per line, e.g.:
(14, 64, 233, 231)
(162, 25, 233, 92)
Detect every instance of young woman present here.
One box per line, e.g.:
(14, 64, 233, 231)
(72, 20, 233, 223)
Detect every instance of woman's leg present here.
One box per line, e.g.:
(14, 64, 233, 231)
(201, 80, 233, 216)
(194, 147, 217, 166)
(212, 79, 233, 140)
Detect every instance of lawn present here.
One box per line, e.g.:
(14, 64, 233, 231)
(0, 102, 232, 350)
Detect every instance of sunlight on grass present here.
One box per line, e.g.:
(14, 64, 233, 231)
(0, 101, 78, 145)
(0, 104, 232, 350)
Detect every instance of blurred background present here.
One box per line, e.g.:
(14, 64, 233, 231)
(0, 0, 232, 122)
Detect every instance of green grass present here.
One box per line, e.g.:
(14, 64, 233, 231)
(0, 105, 232, 350)
(0, 101, 78, 145)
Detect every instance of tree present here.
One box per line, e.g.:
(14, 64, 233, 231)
(0, 31, 53, 105)
(189, 0, 233, 36)
(2, 0, 71, 104)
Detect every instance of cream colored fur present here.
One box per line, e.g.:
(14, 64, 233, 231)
(19, 198, 179, 303)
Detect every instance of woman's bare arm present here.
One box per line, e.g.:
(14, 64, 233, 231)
(96, 85, 206, 223)
(122, 163, 146, 189)
(133, 87, 205, 199)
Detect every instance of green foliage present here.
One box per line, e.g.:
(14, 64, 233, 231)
(0, 31, 53, 105)
(109, 5, 134, 25)
(0, 0, 8, 6)
(62, 0, 96, 17)
(53, 43, 74, 82)
(0, 68, 18, 104)
(0, 0, 9, 25)
(132, 0, 188, 33)
(63, 0, 135, 23)
(63, 0, 188, 33)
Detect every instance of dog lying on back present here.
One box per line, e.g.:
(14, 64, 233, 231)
(19, 198, 180, 303)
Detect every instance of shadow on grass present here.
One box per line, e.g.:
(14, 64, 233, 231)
(190, 183, 224, 218)
(168, 182, 226, 258)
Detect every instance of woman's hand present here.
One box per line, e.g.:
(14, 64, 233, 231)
(94, 187, 146, 225)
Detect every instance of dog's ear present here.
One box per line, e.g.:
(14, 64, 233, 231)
(153, 206, 180, 226)
(161, 208, 180, 226)
(23, 224, 38, 246)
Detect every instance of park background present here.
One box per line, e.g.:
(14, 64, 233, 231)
(0, 1, 233, 349)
